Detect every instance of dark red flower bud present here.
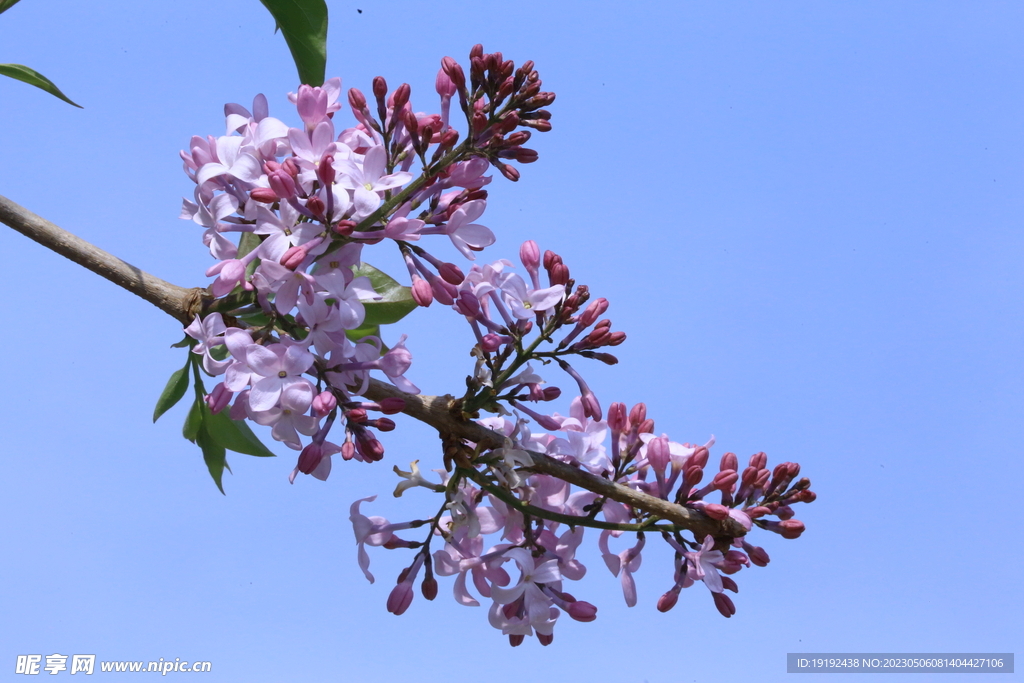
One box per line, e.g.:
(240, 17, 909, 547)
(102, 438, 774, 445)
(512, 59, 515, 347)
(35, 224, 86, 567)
(379, 397, 406, 414)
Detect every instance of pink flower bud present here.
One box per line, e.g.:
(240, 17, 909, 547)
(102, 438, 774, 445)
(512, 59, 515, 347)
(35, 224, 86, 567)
(437, 262, 465, 285)
(747, 544, 771, 567)
(712, 470, 738, 491)
(541, 387, 561, 401)
(720, 452, 738, 472)
(348, 87, 367, 111)
(317, 153, 335, 185)
(296, 443, 324, 475)
(657, 588, 680, 613)
(580, 298, 609, 327)
(744, 506, 771, 519)
(608, 402, 627, 431)
(567, 600, 597, 622)
(280, 245, 306, 270)
(378, 397, 406, 414)
(720, 576, 739, 593)
(455, 291, 481, 317)
(628, 402, 647, 427)
(638, 418, 655, 434)
(519, 239, 540, 271)
(372, 76, 388, 101)
(356, 433, 385, 461)
(692, 446, 710, 469)
(421, 574, 438, 601)
(386, 580, 414, 615)
(647, 436, 671, 474)
(441, 57, 465, 89)
(749, 451, 767, 469)
(703, 503, 730, 521)
(341, 441, 356, 461)
(435, 67, 456, 97)
(306, 195, 325, 218)
(204, 383, 232, 414)
(312, 391, 337, 417)
(713, 591, 736, 618)
(249, 187, 278, 203)
(347, 408, 368, 423)
(333, 219, 356, 236)
(508, 634, 524, 647)
(537, 633, 553, 647)
(373, 418, 396, 432)
(777, 519, 805, 539)
(268, 169, 297, 200)
(549, 262, 569, 285)
(411, 278, 433, 307)
(481, 334, 503, 353)
(393, 83, 411, 112)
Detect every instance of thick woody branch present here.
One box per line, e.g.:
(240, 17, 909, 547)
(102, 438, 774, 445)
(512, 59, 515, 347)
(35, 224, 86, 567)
(0, 194, 205, 325)
(1, 193, 745, 539)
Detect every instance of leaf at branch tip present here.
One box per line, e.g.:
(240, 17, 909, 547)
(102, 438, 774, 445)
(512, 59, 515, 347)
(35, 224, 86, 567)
(353, 262, 417, 327)
(153, 358, 192, 423)
(0, 63, 82, 107)
(183, 397, 203, 443)
(0, 0, 23, 15)
(196, 419, 229, 495)
(258, 0, 327, 86)
(204, 408, 277, 458)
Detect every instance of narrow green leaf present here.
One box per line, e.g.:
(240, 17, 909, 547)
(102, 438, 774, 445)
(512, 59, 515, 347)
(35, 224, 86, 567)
(170, 335, 193, 348)
(196, 420, 229, 494)
(0, 0, 24, 15)
(183, 397, 203, 443)
(0, 63, 81, 107)
(153, 356, 192, 423)
(353, 263, 417, 326)
(258, 0, 327, 86)
(345, 322, 381, 343)
(204, 408, 277, 458)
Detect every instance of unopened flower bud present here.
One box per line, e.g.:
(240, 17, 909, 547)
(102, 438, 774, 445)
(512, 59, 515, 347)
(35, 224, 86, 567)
(608, 402, 628, 431)
(580, 298, 609, 327)
(279, 245, 306, 271)
(249, 187, 278, 203)
(386, 580, 414, 616)
(713, 591, 736, 618)
(312, 391, 337, 417)
(519, 239, 540, 271)
(692, 446, 710, 469)
(348, 88, 367, 111)
(746, 544, 771, 566)
(638, 418, 655, 434)
(657, 587, 680, 613)
(379, 397, 406, 414)
(441, 56, 465, 89)
(372, 76, 388, 101)
(373, 418, 396, 432)
(204, 383, 232, 414)
(306, 195, 325, 218)
(317, 153, 335, 185)
(541, 387, 561, 401)
(720, 452, 738, 472)
(393, 83, 411, 112)
(333, 219, 356, 236)
(411, 278, 433, 307)
(712, 470, 738, 491)
(347, 408, 368, 422)
(508, 634, 524, 647)
(749, 451, 767, 469)
(421, 575, 438, 601)
(437, 262, 465, 285)
(720, 576, 739, 593)
(567, 600, 597, 622)
(480, 333, 503, 353)
(296, 443, 324, 475)
(703, 503, 730, 520)
(537, 633, 553, 647)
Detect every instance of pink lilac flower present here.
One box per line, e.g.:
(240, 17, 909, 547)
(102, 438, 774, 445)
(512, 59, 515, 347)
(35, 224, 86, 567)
(445, 199, 495, 260)
(245, 343, 316, 412)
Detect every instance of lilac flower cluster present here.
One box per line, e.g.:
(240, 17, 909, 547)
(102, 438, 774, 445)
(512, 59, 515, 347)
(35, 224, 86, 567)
(172, 45, 815, 646)
(338, 214, 810, 643)
(178, 46, 553, 478)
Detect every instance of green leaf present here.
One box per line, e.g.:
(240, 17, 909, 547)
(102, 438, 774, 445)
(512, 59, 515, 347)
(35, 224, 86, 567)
(345, 322, 381, 343)
(196, 420, 229, 494)
(0, 0, 24, 15)
(153, 355, 192, 423)
(258, 0, 327, 86)
(353, 263, 417, 327)
(170, 335, 194, 348)
(204, 408, 277, 458)
(183, 397, 203, 443)
(0, 63, 81, 107)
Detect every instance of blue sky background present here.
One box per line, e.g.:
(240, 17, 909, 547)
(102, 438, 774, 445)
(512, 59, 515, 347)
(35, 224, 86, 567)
(1, 1, 1021, 681)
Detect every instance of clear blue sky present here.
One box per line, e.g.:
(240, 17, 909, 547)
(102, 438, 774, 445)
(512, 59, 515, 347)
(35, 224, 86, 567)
(1, 1, 1021, 681)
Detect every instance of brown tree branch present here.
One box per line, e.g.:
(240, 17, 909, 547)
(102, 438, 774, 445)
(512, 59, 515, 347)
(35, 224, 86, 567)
(1, 192, 746, 539)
